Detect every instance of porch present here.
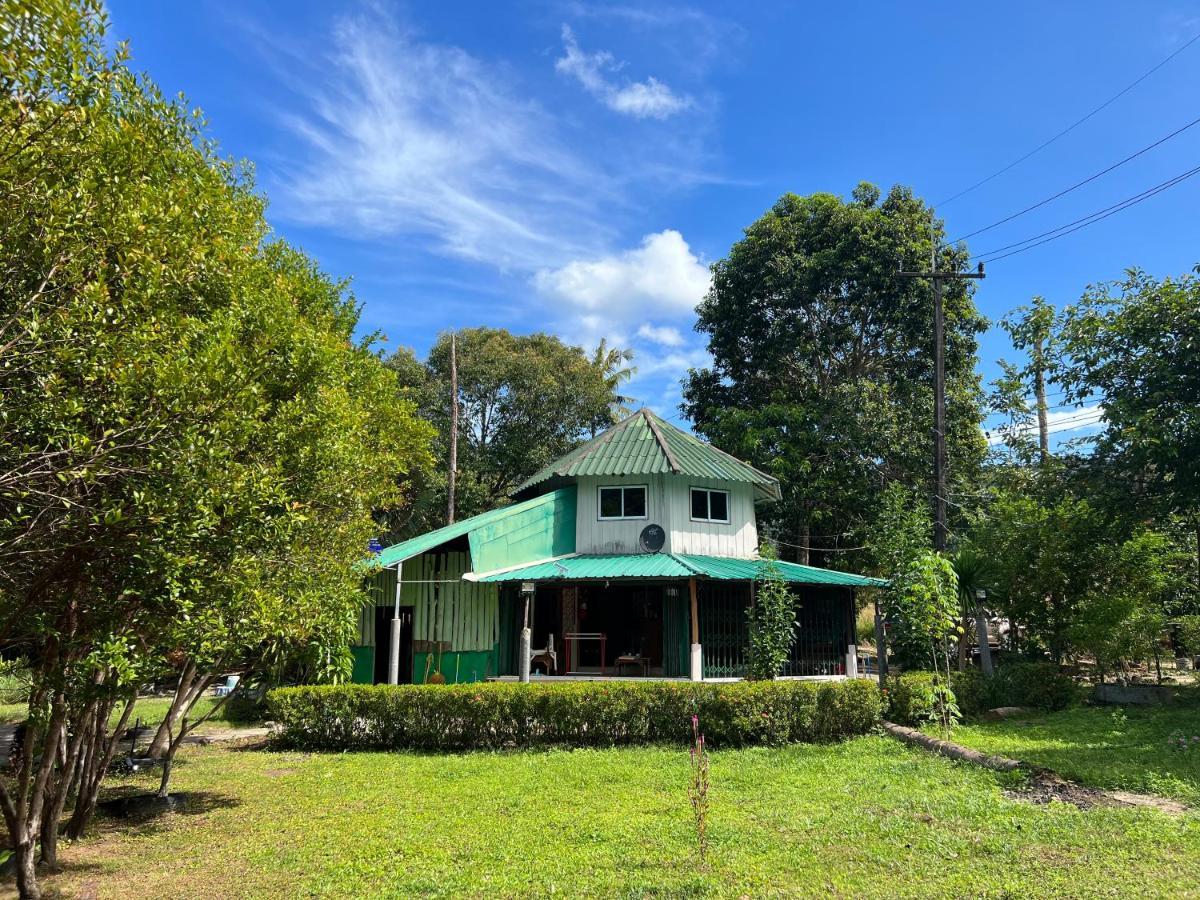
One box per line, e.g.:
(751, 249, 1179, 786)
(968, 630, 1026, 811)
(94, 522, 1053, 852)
(491, 575, 862, 681)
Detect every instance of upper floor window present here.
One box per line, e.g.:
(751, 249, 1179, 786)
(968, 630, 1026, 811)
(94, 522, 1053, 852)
(598, 485, 647, 520)
(690, 487, 730, 523)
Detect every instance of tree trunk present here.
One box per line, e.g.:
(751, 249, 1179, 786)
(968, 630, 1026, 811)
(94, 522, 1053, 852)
(447, 331, 458, 526)
(795, 520, 810, 566)
(65, 697, 133, 841)
(148, 660, 199, 758)
(156, 672, 228, 799)
(39, 701, 95, 871)
(1034, 337, 1049, 463)
(975, 605, 994, 677)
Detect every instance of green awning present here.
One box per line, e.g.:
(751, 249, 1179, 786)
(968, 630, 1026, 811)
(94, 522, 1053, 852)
(469, 553, 887, 588)
(371, 488, 576, 569)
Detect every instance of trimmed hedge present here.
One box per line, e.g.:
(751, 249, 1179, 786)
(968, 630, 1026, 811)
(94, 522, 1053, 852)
(887, 662, 1082, 726)
(267, 679, 884, 751)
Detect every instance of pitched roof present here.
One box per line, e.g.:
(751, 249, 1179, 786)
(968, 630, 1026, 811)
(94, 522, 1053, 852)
(372, 488, 576, 568)
(469, 552, 887, 588)
(515, 408, 781, 501)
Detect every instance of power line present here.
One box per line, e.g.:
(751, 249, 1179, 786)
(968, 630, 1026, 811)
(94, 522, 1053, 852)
(972, 162, 1200, 263)
(937, 30, 1200, 207)
(951, 112, 1200, 243)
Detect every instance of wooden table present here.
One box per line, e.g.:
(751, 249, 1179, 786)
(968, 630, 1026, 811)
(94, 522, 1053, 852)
(563, 632, 607, 675)
(614, 654, 648, 677)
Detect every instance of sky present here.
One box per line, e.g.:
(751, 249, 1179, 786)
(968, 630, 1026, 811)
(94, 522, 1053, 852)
(105, 1, 1200, 447)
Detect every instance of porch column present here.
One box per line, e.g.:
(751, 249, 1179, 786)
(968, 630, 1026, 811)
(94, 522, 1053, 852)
(388, 561, 403, 685)
(518, 582, 533, 683)
(688, 577, 702, 682)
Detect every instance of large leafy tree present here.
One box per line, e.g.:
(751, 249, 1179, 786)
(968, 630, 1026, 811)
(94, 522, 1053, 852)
(385, 329, 625, 535)
(0, 3, 431, 893)
(1055, 268, 1200, 575)
(683, 185, 987, 565)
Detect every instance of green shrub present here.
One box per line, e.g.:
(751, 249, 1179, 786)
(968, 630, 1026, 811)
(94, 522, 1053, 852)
(886, 662, 1080, 725)
(267, 679, 884, 751)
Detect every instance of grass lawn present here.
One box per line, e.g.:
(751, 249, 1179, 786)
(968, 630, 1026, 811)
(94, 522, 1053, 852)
(32, 735, 1200, 899)
(948, 701, 1200, 805)
(0, 696, 257, 732)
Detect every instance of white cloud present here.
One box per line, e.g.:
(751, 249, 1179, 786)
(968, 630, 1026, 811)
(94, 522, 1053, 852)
(534, 229, 711, 325)
(556, 25, 691, 119)
(636, 323, 685, 346)
(273, 14, 612, 270)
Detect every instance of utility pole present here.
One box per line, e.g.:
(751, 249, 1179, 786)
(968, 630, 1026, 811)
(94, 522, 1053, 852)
(447, 331, 458, 525)
(1033, 333, 1050, 463)
(899, 215, 985, 552)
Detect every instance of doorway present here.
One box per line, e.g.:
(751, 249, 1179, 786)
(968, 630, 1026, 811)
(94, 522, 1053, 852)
(373, 605, 414, 684)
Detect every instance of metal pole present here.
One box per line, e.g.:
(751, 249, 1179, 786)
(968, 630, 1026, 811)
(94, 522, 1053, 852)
(388, 561, 403, 685)
(873, 596, 888, 687)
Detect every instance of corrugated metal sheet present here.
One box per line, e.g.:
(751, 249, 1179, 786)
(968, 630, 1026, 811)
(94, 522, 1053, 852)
(680, 555, 888, 587)
(373, 487, 576, 568)
(474, 552, 887, 587)
(516, 409, 781, 501)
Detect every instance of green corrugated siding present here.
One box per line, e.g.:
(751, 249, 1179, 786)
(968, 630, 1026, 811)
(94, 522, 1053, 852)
(468, 487, 576, 573)
(414, 649, 495, 684)
(373, 488, 576, 569)
(361, 551, 500, 651)
(516, 409, 780, 500)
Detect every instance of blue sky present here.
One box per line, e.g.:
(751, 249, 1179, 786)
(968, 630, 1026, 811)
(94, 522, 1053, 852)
(107, 1, 1200, 445)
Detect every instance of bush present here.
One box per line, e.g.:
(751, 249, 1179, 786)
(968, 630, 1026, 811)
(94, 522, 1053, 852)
(267, 679, 884, 752)
(886, 662, 1081, 726)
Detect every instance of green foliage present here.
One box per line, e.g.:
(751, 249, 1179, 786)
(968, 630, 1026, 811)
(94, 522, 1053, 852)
(383, 328, 630, 536)
(746, 543, 797, 679)
(1177, 616, 1200, 656)
(1055, 268, 1200, 523)
(683, 185, 986, 566)
(863, 483, 931, 578)
(266, 679, 884, 751)
(884, 551, 959, 668)
(887, 663, 1081, 725)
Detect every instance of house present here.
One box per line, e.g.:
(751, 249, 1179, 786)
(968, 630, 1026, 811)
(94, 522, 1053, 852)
(352, 408, 886, 684)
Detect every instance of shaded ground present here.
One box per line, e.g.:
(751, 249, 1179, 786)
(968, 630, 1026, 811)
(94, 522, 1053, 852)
(950, 698, 1200, 805)
(11, 735, 1199, 899)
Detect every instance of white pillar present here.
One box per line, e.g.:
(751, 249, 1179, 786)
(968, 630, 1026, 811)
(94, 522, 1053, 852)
(388, 561, 403, 685)
(519, 628, 532, 683)
(845, 644, 858, 678)
(975, 606, 994, 677)
(689, 643, 703, 682)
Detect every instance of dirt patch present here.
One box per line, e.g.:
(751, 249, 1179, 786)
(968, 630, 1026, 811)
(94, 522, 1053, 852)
(263, 768, 296, 778)
(1006, 769, 1189, 815)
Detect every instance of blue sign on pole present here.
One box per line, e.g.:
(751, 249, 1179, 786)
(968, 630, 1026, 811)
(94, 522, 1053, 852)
(368, 538, 383, 555)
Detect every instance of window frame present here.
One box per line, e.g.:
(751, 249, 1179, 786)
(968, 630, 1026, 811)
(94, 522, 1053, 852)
(689, 486, 731, 524)
(596, 484, 649, 521)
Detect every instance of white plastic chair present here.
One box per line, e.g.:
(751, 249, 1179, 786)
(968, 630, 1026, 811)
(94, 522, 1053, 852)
(213, 674, 240, 697)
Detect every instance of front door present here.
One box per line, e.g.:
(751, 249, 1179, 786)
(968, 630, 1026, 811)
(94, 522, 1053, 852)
(373, 605, 414, 684)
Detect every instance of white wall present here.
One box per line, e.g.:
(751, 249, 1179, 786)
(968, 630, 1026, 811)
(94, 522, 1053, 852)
(574, 473, 758, 557)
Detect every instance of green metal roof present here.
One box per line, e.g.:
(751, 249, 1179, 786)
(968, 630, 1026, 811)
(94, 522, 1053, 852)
(515, 409, 781, 502)
(471, 553, 887, 588)
(374, 488, 576, 569)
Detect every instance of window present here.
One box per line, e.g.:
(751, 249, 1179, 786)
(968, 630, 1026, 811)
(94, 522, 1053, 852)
(598, 485, 647, 520)
(690, 487, 730, 523)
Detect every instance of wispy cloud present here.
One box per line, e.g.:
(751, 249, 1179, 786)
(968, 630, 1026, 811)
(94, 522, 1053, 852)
(273, 13, 614, 270)
(636, 323, 685, 346)
(556, 25, 692, 119)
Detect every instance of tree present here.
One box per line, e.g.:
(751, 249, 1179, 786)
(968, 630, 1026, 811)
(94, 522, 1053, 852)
(949, 546, 995, 672)
(0, 4, 431, 893)
(384, 328, 626, 533)
(747, 543, 797, 679)
(1055, 268, 1200, 578)
(885, 551, 960, 734)
(590, 337, 637, 432)
(684, 185, 987, 566)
